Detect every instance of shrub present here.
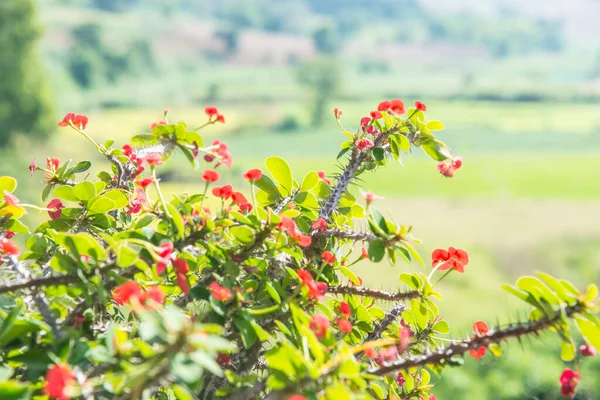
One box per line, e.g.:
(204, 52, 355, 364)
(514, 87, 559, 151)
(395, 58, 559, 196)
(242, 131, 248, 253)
(0, 101, 597, 400)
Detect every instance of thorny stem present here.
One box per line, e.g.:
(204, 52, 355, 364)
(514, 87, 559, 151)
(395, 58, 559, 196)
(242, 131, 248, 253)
(369, 301, 585, 376)
(327, 285, 421, 302)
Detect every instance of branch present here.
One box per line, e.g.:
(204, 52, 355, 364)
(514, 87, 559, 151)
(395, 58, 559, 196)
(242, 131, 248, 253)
(317, 125, 400, 222)
(0, 263, 118, 295)
(365, 304, 407, 342)
(328, 285, 421, 302)
(313, 229, 378, 243)
(369, 301, 584, 376)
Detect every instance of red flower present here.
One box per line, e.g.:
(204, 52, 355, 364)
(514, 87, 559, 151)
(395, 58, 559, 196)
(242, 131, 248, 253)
(212, 185, 233, 200)
(473, 321, 489, 336)
(29, 159, 37, 176)
(211, 140, 232, 168)
(202, 169, 220, 182)
(333, 107, 342, 119)
(143, 154, 164, 167)
(3, 191, 19, 206)
(322, 250, 336, 265)
(396, 372, 406, 386)
(205, 106, 218, 116)
(415, 101, 427, 112)
(288, 396, 307, 400)
(355, 138, 374, 151)
(112, 281, 144, 306)
(122, 144, 133, 157)
(217, 353, 232, 366)
(559, 369, 580, 398)
(210, 281, 232, 302)
(173, 258, 189, 274)
(143, 287, 166, 305)
(389, 99, 405, 115)
(0, 238, 20, 256)
(339, 301, 352, 318)
(429, 395, 437, 400)
(47, 157, 60, 172)
(204, 154, 215, 162)
(364, 347, 377, 358)
(231, 191, 248, 206)
(437, 157, 463, 178)
(205, 107, 225, 124)
(360, 189, 383, 204)
(44, 364, 76, 400)
(135, 177, 154, 188)
(176, 273, 190, 295)
(312, 218, 327, 231)
(243, 168, 262, 181)
(4, 231, 15, 239)
(157, 242, 174, 258)
(47, 199, 65, 220)
(431, 246, 469, 273)
(317, 171, 331, 185)
(370, 111, 382, 120)
(580, 343, 597, 357)
(309, 314, 330, 339)
(296, 234, 312, 248)
(361, 247, 369, 259)
(58, 113, 88, 130)
(239, 203, 253, 213)
(336, 318, 353, 333)
(360, 116, 372, 127)
(297, 269, 328, 300)
(377, 101, 391, 112)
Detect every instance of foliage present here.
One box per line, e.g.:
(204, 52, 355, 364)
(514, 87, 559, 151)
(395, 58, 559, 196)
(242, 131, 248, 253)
(0, 101, 598, 400)
(0, 0, 54, 147)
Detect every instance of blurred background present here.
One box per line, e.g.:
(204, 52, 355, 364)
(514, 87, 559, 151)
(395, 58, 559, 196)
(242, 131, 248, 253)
(2, 0, 600, 398)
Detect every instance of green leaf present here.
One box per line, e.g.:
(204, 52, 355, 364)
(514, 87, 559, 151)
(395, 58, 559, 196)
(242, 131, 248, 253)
(433, 320, 450, 334)
(0, 305, 21, 347)
(561, 338, 576, 361)
(339, 266, 360, 285)
(116, 245, 139, 267)
(54, 185, 78, 202)
(190, 351, 223, 377)
(230, 226, 255, 245)
(294, 192, 319, 209)
(265, 282, 281, 304)
(368, 239, 386, 263)
(171, 384, 194, 400)
(88, 197, 116, 214)
(131, 134, 160, 149)
(265, 156, 293, 193)
(421, 139, 453, 161)
(254, 175, 281, 201)
(0, 177, 17, 193)
(0, 380, 30, 399)
(165, 204, 185, 240)
(103, 190, 129, 210)
(5, 219, 30, 234)
(71, 161, 92, 174)
(300, 172, 319, 192)
(575, 317, 600, 350)
(426, 120, 445, 131)
(73, 181, 96, 201)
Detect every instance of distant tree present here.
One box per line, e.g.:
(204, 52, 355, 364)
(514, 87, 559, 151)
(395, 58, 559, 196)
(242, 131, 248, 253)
(0, 0, 54, 147)
(297, 58, 341, 126)
(312, 25, 339, 55)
